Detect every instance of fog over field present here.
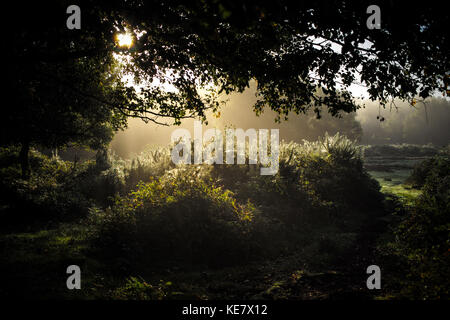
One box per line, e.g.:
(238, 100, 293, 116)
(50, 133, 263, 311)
(111, 83, 450, 158)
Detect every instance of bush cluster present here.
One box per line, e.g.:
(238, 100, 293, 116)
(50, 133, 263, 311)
(88, 133, 383, 270)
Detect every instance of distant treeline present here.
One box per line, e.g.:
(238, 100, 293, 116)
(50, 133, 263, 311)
(357, 97, 450, 146)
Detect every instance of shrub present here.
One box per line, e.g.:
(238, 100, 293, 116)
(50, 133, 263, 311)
(89, 167, 257, 268)
(0, 147, 94, 228)
(405, 155, 449, 188)
(385, 155, 450, 299)
(0, 147, 127, 229)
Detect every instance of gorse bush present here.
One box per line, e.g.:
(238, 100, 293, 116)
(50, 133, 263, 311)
(129, 169, 253, 222)
(89, 166, 257, 268)
(215, 134, 380, 225)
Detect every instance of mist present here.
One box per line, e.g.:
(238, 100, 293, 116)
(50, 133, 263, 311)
(111, 85, 450, 158)
(111, 83, 363, 158)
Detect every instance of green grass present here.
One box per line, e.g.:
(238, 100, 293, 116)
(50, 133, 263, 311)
(379, 184, 421, 205)
(368, 170, 421, 205)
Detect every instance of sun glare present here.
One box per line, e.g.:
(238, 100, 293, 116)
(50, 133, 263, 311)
(116, 33, 133, 48)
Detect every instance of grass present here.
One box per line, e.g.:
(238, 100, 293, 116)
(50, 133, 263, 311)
(0, 224, 120, 299)
(368, 170, 422, 206)
(0, 225, 378, 299)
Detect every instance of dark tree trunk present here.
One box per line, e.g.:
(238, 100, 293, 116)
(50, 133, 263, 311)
(20, 140, 30, 179)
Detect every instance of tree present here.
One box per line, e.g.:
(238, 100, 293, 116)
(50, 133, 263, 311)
(103, 0, 449, 118)
(4, 32, 129, 177)
(4, 1, 449, 176)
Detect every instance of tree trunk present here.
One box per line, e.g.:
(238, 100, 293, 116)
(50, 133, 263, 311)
(20, 140, 30, 179)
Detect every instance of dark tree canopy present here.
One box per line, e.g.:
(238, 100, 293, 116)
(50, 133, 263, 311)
(3, 0, 449, 175)
(97, 0, 449, 117)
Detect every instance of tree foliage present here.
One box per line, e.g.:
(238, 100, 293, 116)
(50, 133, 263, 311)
(4, 1, 449, 176)
(103, 0, 449, 118)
